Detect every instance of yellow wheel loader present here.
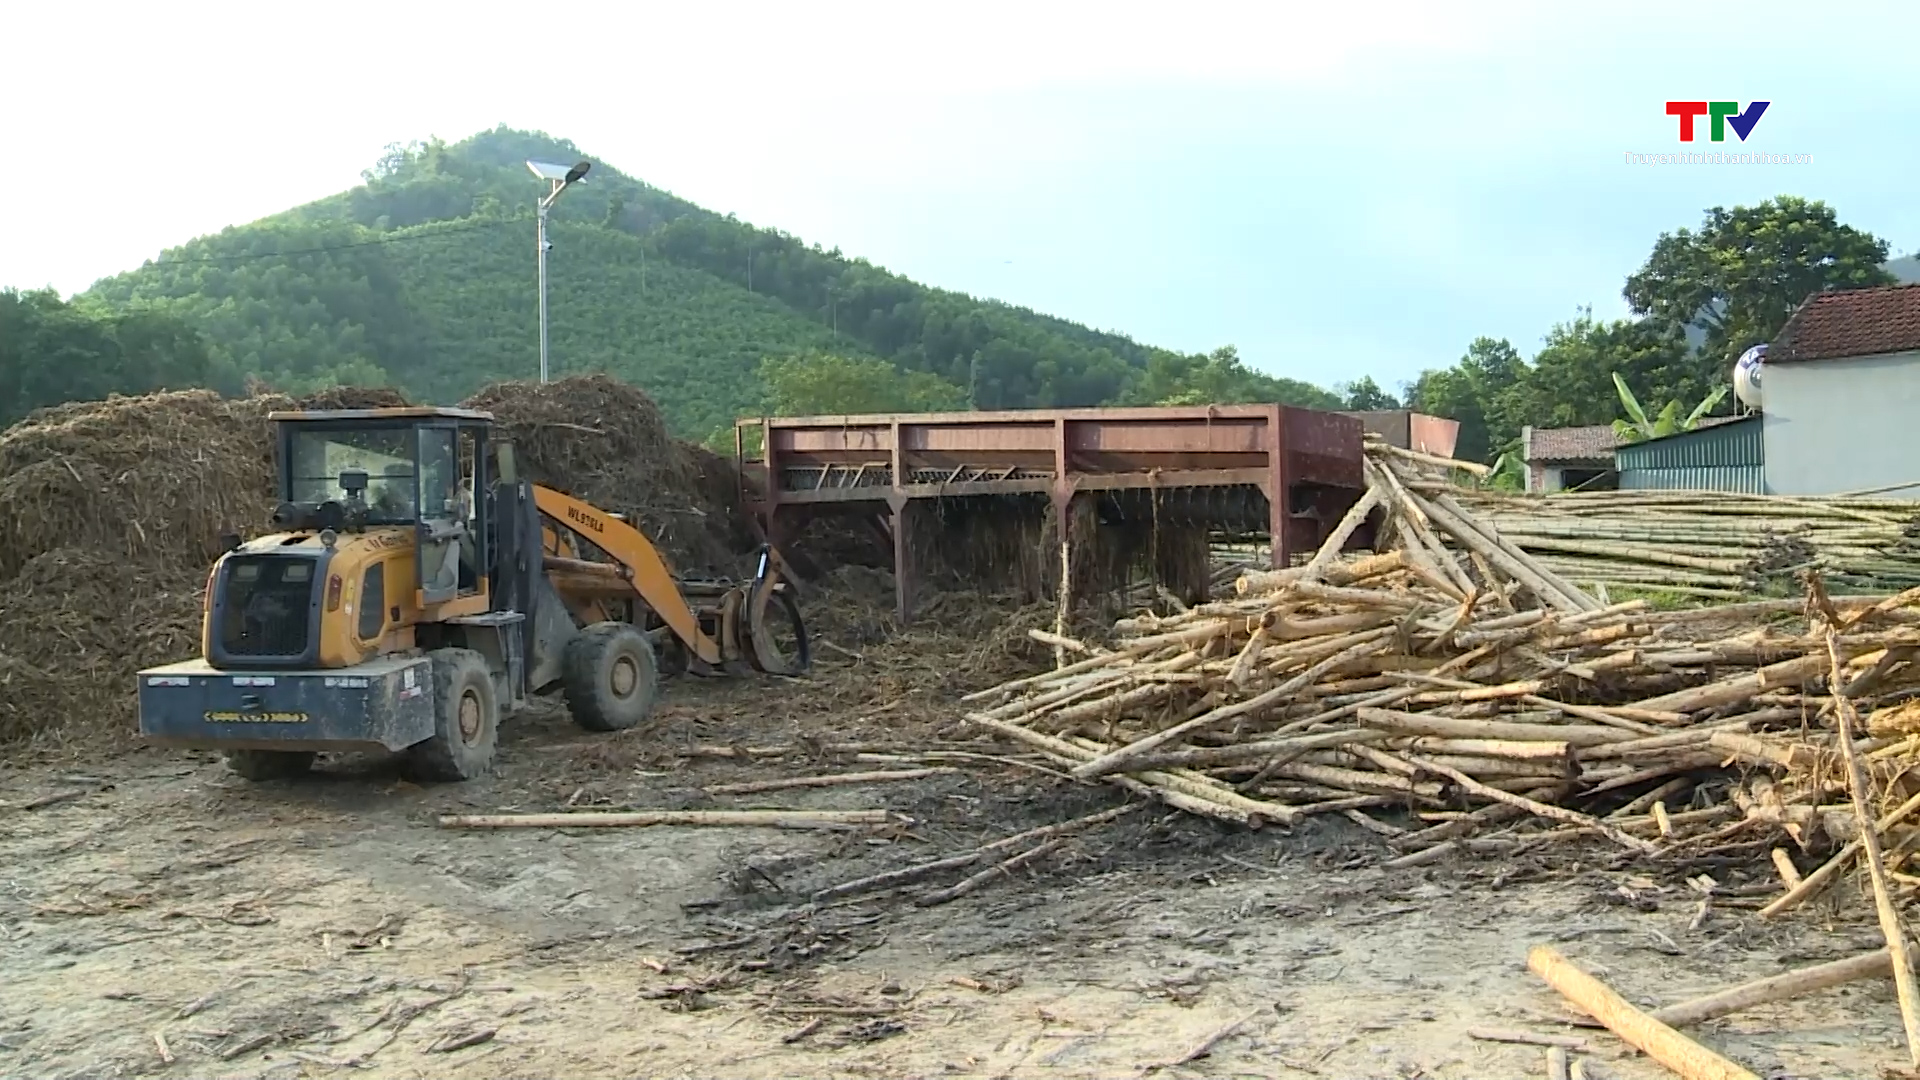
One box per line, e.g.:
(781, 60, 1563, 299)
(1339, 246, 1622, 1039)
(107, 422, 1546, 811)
(136, 406, 809, 781)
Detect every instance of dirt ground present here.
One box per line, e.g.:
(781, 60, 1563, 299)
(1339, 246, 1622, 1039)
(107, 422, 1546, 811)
(2, 635, 1912, 1080)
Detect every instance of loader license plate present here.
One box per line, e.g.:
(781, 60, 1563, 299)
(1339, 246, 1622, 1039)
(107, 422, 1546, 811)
(204, 711, 310, 724)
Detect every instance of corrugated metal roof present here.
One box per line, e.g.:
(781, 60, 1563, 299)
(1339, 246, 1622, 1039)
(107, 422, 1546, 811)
(1615, 415, 1763, 491)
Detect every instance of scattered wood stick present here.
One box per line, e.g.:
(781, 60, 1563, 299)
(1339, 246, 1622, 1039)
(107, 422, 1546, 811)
(1359, 708, 1631, 748)
(1402, 755, 1657, 855)
(1827, 628, 1920, 1069)
(220, 1034, 277, 1061)
(1760, 789, 1920, 917)
(811, 851, 983, 903)
(782, 1018, 824, 1044)
(1528, 946, 1760, 1080)
(1342, 808, 1404, 837)
(1652, 802, 1673, 838)
(1146, 1008, 1266, 1071)
(1465, 1027, 1590, 1050)
(1028, 628, 1101, 656)
(702, 767, 956, 796)
(1072, 631, 1395, 779)
(438, 809, 891, 830)
(916, 838, 1069, 907)
(1548, 1045, 1572, 1080)
(811, 803, 1139, 902)
(19, 788, 89, 811)
(428, 1027, 496, 1053)
(1374, 439, 1493, 477)
(1769, 848, 1802, 890)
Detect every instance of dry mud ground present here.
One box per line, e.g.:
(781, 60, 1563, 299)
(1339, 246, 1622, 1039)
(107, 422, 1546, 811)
(1, 669, 1911, 1080)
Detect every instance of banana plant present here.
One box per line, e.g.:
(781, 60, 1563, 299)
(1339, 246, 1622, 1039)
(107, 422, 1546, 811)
(1611, 374, 1729, 444)
(1483, 450, 1526, 491)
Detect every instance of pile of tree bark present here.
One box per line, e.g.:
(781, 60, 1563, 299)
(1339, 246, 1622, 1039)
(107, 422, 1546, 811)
(1451, 488, 1920, 598)
(964, 441, 1920, 871)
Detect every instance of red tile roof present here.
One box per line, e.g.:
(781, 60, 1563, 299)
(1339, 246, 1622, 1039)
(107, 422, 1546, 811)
(1772, 283, 1920, 362)
(1525, 424, 1616, 463)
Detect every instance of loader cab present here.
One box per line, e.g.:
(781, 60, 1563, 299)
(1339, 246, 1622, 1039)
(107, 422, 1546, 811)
(269, 406, 495, 611)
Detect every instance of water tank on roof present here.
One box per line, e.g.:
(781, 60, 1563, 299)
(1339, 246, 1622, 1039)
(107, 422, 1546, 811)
(1733, 344, 1765, 410)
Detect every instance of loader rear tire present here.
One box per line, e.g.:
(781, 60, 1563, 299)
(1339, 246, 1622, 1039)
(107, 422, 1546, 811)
(562, 622, 659, 732)
(407, 649, 498, 782)
(225, 749, 315, 781)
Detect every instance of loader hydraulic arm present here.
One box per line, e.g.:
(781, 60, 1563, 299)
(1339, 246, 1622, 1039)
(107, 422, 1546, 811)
(531, 485, 723, 666)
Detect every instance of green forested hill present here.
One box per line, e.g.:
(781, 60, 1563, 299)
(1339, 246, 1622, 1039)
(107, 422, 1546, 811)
(71, 126, 1340, 438)
(386, 221, 875, 438)
(90, 214, 875, 439)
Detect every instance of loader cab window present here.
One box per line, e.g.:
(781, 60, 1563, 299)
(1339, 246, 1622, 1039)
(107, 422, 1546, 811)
(287, 428, 418, 525)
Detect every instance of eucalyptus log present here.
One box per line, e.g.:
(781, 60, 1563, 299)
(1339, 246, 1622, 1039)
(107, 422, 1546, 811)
(1528, 947, 1761, 1080)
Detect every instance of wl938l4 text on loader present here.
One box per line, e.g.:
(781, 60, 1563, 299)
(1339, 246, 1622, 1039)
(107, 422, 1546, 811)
(136, 405, 810, 781)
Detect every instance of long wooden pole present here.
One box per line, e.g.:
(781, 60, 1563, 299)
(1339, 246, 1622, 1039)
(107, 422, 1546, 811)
(1827, 629, 1920, 1068)
(438, 809, 890, 829)
(1648, 949, 1892, 1029)
(1527, 946, 1759, 1080)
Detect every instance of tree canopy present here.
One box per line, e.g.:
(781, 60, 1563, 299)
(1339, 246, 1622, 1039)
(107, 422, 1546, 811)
(1338, 376, 1401, 411)
(1624, 196, 1894, 364)
(1407, 196, 1898, 464)
(758, 352, 971, 417)
(0, 289, 213, 427)
(1122, 346, 1342, 410)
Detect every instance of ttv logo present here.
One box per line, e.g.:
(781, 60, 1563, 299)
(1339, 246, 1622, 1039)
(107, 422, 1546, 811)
(1665, 101, 1769, 142)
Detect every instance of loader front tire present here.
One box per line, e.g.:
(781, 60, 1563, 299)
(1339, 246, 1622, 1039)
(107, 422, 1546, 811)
(408, 649, 499, 782)
(225, 749, 315, 781)
(562, 622, 660, 732)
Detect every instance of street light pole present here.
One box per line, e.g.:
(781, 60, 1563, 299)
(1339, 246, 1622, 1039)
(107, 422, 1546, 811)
(536, 198, 552, 384)
(526, 160, 593, 384)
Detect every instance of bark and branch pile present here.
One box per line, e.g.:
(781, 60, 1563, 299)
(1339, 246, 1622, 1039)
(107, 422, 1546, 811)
(963, 441, 1920, 868)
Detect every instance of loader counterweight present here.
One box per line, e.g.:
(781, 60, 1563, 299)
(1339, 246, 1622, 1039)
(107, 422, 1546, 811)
(137, 656, 437, 753)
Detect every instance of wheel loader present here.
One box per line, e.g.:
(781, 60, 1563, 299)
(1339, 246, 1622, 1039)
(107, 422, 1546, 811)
(136, 405, 810, 781)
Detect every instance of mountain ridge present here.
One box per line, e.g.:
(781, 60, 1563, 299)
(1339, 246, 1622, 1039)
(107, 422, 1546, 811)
(83, 126, 1342, 439)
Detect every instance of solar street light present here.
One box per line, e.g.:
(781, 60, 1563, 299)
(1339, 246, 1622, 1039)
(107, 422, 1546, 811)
(525, 160, 594, 383)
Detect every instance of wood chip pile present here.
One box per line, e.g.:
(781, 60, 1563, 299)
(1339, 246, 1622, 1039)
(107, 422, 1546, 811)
(0, 377, 750, 751)
(965, 440, 1920, 873)
(1452, 487, 1920, 598)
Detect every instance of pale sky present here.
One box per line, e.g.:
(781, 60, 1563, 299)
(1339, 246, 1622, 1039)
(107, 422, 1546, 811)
(6, 0, 1917, 392)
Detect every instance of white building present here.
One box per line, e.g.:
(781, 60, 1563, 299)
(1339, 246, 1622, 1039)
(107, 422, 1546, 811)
(1763, 284, 1920, 497)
